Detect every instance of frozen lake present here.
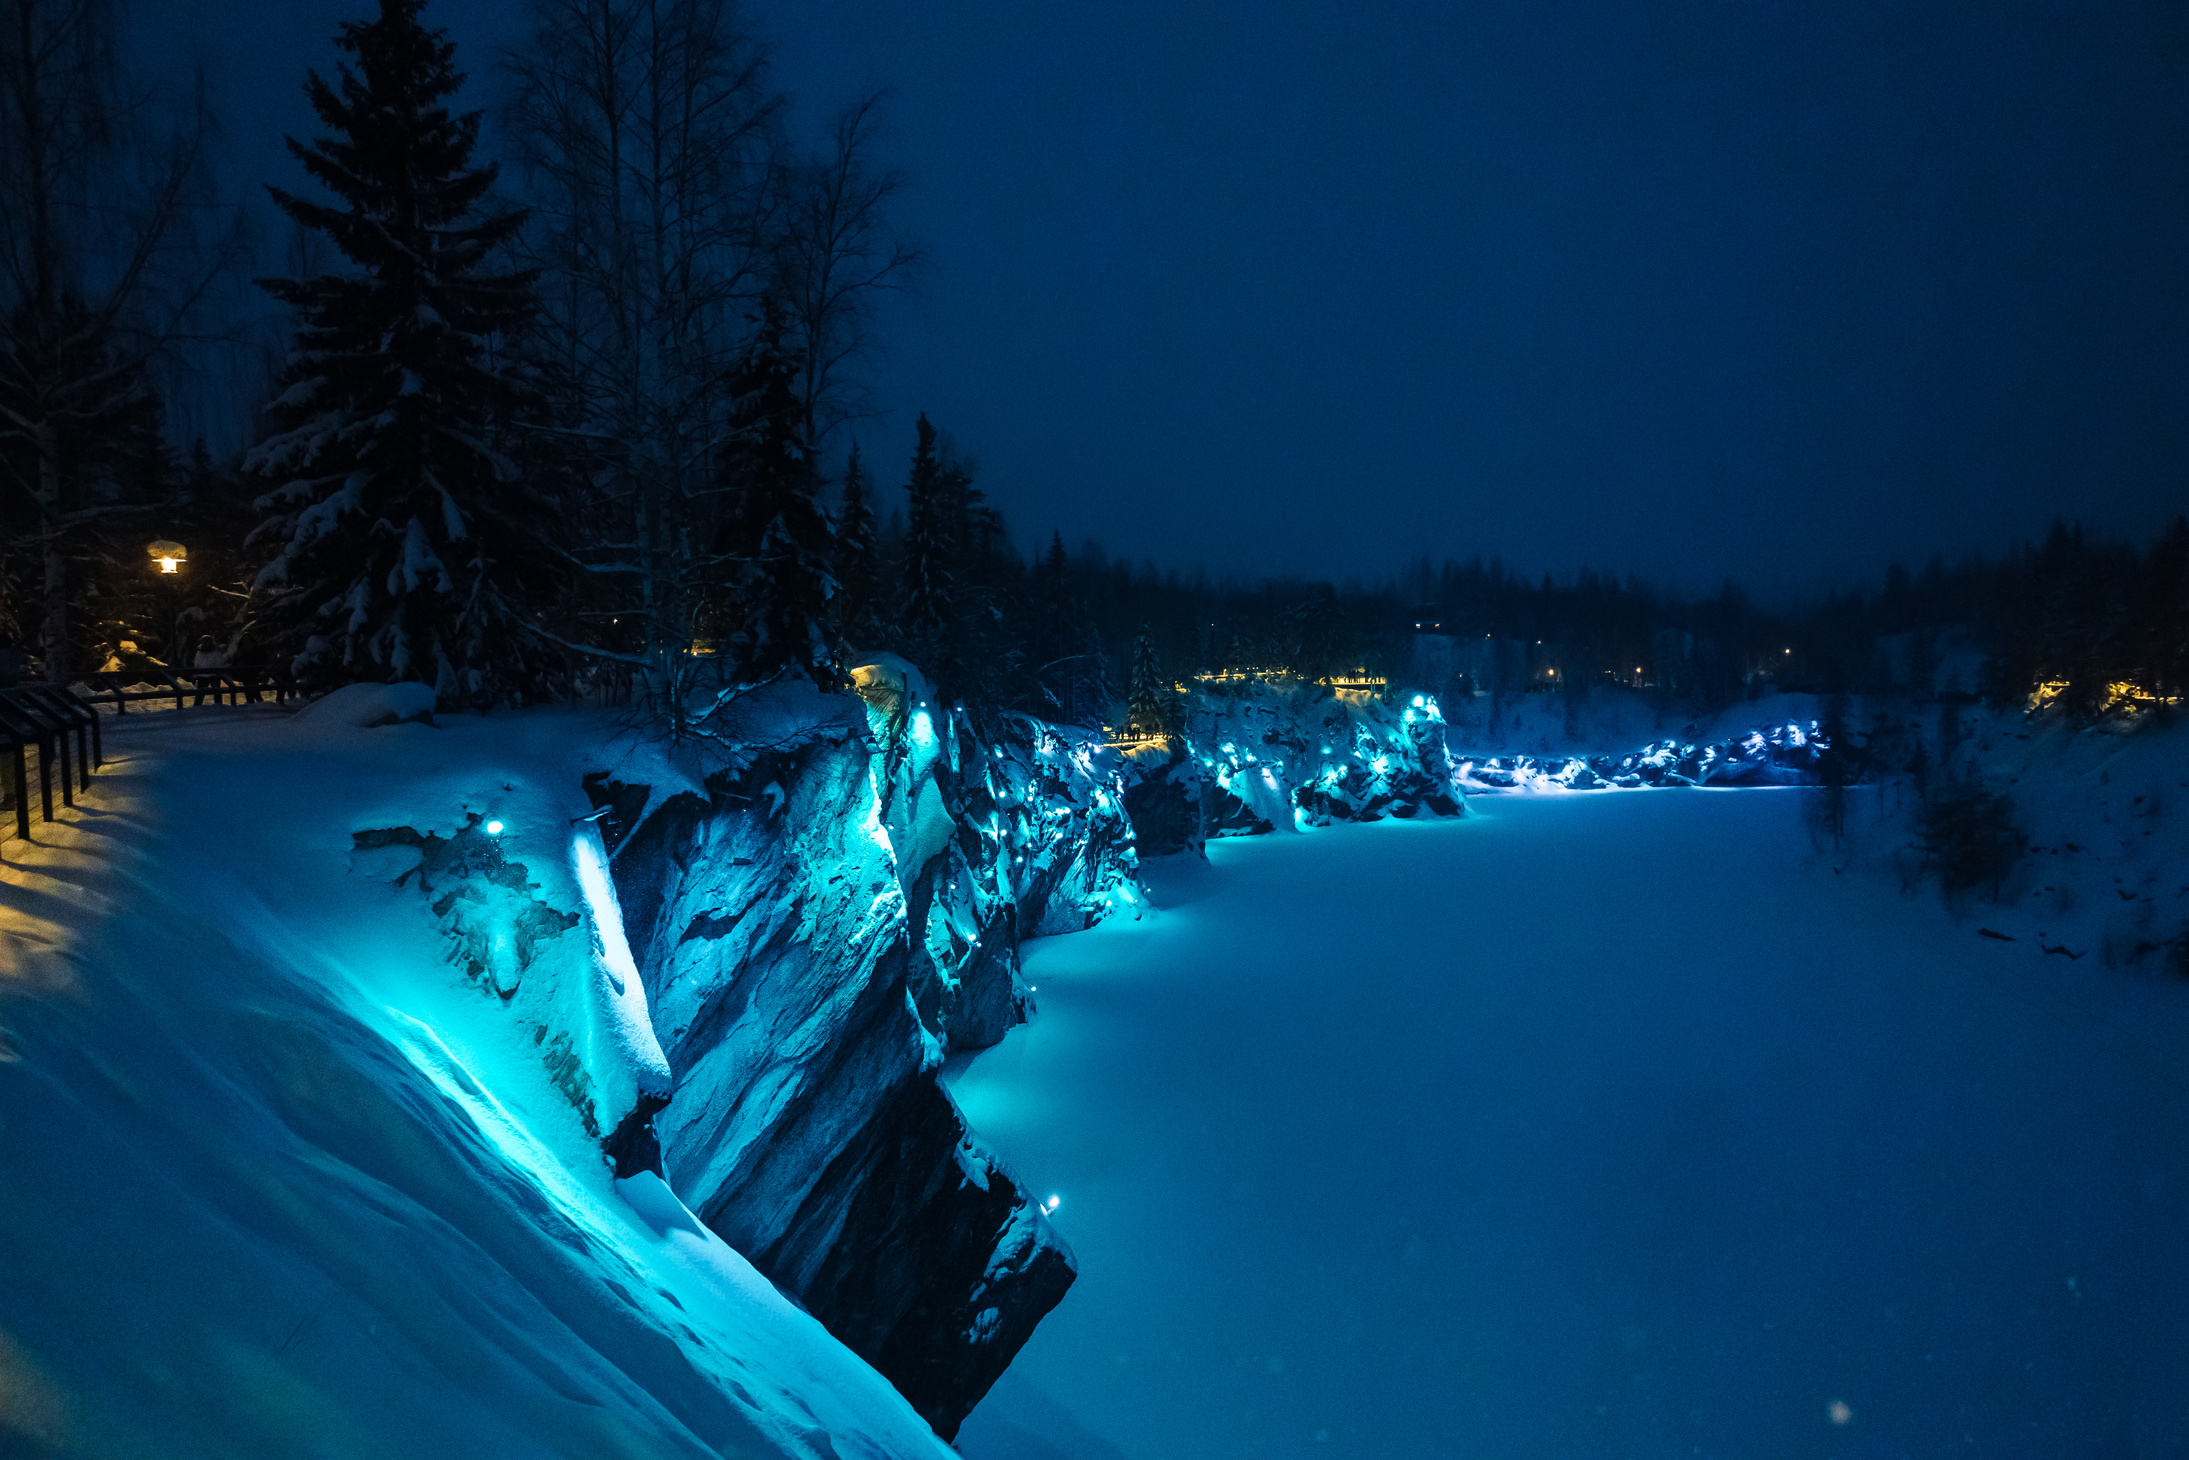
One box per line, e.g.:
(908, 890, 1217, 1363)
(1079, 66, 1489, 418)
(949, 791, 2189, 1459)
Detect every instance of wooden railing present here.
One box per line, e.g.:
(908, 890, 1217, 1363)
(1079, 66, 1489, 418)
(1, 671, 317, 842)
(0, 685, 99, 841)
(71, 667, 306, 714)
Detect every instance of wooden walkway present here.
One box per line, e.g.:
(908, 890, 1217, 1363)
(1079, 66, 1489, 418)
(0, 671, 305, 841)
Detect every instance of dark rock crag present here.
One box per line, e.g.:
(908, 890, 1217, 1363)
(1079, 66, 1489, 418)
(594, 675, 1134, 1440)
(1119, 678, 1471, 850)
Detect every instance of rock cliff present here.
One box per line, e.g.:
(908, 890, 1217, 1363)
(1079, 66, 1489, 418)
(592, 669, 1134, 1440)
(1119, 677, 1471, 853)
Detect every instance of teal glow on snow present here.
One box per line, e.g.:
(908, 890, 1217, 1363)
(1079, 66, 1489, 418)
(952, 796, 2189, 1460)
(1, 704, 960, 1459)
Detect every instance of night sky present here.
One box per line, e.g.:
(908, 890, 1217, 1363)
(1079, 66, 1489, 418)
(142, 0, 2188, 596)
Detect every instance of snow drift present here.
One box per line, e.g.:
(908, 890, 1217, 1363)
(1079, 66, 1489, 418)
(0, 671, 1142, 1453)
(0, 701, 959, 1458)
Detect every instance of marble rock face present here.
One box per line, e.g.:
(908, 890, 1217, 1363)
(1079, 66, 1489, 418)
(593, 682, 1134, 1438)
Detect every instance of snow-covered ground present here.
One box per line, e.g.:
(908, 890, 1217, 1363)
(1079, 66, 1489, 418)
(949, 790, 2189, 1459)
(0, 703, 955, 1459)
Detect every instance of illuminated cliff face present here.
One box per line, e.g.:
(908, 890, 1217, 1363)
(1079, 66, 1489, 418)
(1116, 680, 1471, 854)
(596, 670, 1137, 1438)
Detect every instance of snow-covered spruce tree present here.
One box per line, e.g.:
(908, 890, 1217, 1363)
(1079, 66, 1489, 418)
(247, 0, 556, 707)
(717, 295, 838, 685)
(832, 441, 883, 651)
(1126, 629, 1166, 736)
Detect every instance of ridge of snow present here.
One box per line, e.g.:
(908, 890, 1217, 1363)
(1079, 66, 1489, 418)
(0, 704, 956, 1458)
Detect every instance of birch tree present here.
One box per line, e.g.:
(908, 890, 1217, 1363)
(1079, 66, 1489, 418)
(499, 0, 780, 716)
(773, 92, 916, 458)
(0, 0, 239, 680)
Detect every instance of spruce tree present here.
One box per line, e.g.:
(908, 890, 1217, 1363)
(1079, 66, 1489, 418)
(833, 442, 883, 651)
(900, 413, 955, 634)
(1031, 530, 1068, 683)
(718, 295, 838, 684)
(247, 0, 552, 707)
(2148, 517, 2189, 701)
(1127, 630, 1166, 736)
(1032, 531, 1096, 724)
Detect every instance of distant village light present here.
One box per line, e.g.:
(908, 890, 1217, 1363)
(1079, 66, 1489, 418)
(147, 539, 187, 574)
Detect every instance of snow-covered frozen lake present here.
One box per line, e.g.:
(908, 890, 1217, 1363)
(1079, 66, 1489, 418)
(949, 791, 2189, 1459)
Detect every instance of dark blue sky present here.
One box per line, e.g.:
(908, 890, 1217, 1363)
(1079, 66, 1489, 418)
(145, 0, 2188, 595)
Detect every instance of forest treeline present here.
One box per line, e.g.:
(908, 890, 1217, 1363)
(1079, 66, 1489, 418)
(3, 0, 2182, 737)
(1057, 518, 2189, 730)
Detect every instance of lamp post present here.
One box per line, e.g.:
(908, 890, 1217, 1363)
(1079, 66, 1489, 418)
(145, 540, 188, 668)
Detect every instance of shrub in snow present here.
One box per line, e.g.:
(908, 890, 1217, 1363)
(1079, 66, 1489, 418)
(1916, 780, 2024, 901)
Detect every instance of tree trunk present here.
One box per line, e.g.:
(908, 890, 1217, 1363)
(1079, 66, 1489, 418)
(36, 418, 69, 683)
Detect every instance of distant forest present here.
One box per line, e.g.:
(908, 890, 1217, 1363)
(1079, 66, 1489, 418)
(1081, 517, 2189, 727)
(4, 0, 2183, 734)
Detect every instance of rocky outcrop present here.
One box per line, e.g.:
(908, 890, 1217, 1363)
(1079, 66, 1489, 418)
(590, 674, 1135, 1440)
(1121, 747, 1207, 857)
(773, 1079, 1078, 1438)
(1119, 679, 1471, 849)
(1452, 719, 1829, 791)
(348, 807, 672, 1156)
(870, 669, 1139, 1050)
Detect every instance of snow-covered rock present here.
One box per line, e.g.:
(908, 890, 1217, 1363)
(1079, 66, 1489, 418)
(858, 658, 1137, 1046)
(1116, 678, 1470, 850)
(1451, 718, 1828, 794)
(347, 808, 672, 1157)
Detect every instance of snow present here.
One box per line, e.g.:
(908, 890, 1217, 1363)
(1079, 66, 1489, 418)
(290, 679, 439, 728)
(0, 705, 955, 1459)
(949, 789, 2189, 1458)
(13, 681, 2183, 1454)
(1844, 705, 2189, 971)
